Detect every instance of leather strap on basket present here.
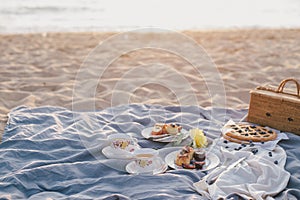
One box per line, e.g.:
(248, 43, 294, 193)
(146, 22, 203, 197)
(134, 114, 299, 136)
(276, 78, 300, 97)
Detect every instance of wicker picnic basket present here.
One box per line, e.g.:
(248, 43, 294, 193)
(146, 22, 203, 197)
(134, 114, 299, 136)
(247, 78, 300, 135)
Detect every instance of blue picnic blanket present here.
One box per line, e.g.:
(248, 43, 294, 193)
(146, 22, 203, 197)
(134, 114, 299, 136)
(0, 104, 299, 199)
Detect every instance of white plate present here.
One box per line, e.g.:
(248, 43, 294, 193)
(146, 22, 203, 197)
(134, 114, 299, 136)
(102, 145, 140, 159)
(165, 150, 220, 171)
(141, 127, 189, 143)
(126, 157, 168, 175)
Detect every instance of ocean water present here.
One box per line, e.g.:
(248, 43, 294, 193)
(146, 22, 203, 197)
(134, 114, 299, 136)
(0, 0, 300, 33)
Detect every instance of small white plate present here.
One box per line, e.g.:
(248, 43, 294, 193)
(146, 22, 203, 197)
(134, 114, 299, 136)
(126, 157, 168, 175)
(165, 150, 220, 171)
(102, 145, 140, 159)
(141, 127, 189, 143)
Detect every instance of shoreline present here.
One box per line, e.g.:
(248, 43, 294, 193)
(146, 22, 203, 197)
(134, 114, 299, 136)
(1, 27, 300, 36)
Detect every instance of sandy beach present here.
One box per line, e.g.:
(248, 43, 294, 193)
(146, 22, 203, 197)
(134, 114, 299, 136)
(0, 29, 299, 138)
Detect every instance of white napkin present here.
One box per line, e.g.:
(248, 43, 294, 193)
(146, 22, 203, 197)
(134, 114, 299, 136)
(194, 145, 290, 200)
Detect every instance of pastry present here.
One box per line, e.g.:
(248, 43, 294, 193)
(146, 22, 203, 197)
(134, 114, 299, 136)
(223, 134, 250, 144)
(193, 149, 206, 169)
(224, 124, 277, 142)
(151, 123, 182, 135)
(193, 149, 206, 161)
(165, 123, 182, 135)
(175, 153, 191, 166)
(151, 123, 164, 135)
(175, 146, 206, 169)
(175, 146, 194, 166)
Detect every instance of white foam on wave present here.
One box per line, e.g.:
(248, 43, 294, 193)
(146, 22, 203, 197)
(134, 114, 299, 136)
(0, 0, 300, 33)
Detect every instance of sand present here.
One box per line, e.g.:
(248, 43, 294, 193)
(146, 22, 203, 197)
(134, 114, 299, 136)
(0, 29, 300, 139)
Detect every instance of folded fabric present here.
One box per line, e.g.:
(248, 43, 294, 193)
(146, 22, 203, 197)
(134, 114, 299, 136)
(194, 144, 290, 199)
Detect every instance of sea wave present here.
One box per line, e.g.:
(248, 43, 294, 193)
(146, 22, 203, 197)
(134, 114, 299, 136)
(0, 0, 300, 33)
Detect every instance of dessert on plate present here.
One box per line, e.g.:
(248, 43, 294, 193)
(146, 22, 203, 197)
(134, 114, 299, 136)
(175, 146, 206, 169)
(223, 124, 277, 143)
(174, 129, 208, 169)
(151, 123, 182, 135)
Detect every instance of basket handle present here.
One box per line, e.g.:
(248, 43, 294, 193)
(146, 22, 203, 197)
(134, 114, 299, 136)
(276, 78, 300, 97)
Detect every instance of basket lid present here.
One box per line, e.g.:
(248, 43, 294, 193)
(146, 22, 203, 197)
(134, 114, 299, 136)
(250, 78, 300, 104)
(251, 87, 300, 104)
